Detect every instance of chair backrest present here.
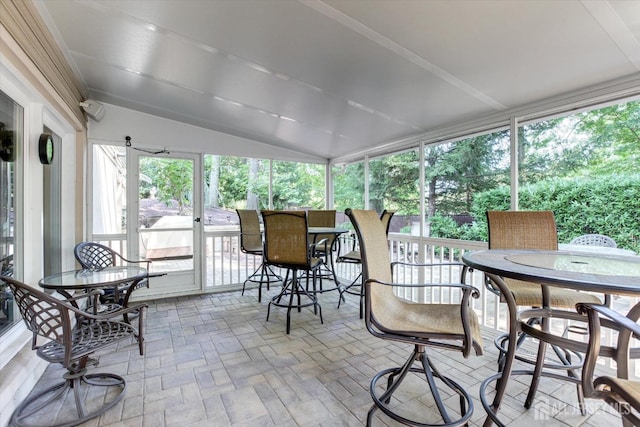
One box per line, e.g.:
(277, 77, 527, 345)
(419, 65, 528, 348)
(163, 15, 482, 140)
(307, 210, 336, 227)
(307, 210, 337, 248)
(261, 210, 311, 267)
(486, 210, 558, 251)
(486, 210, 558, 294)
(236, 209, 263, 254)
(570, 234, 617, 248)
(1, 276, 71, 347)
(74, 242, 118, 270)
(346, 209, 398, 329)
(379, 210, 395, 235)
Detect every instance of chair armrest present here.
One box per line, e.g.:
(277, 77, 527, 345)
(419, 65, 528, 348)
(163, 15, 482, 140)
(365, 278, 480, 298)
(391, 261, 467, 269)
(114, 252, 151, 268)
(576, 303, 640, 339)
(60, 291, 145, 317)
(576, 302, 640, 398)
(391, 261, 478, 295)
(309, 238, 328, 253)
(67, 301, 148, 323)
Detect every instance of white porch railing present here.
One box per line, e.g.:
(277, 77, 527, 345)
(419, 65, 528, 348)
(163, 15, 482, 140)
(93, 229, 639, 377)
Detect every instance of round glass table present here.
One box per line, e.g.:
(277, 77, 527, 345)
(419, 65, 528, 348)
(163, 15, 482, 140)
(463, 249, 640, 426)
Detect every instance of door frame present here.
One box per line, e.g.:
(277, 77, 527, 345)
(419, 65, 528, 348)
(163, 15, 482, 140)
(127, 149, 203, 298)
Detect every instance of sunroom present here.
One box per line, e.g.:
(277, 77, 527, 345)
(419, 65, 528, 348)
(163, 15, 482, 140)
(1, 1, 640, 426)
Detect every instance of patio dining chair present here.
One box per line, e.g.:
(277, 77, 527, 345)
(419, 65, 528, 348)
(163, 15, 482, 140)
(261, 210, 323, 334)
(237, 209, 282, 302)
(307, 209, 338, 285)
(485, 210, 603, 413)
(2, 276, 146, 427)
(347, 209, 483, 426)
(578, 302, 640, 426)
(337, 209, 394, 318)
(570, 233, 617, 248)
(74, 242, 150, 319)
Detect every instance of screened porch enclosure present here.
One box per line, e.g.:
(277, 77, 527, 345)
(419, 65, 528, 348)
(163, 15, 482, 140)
(88, 99, 640, 380)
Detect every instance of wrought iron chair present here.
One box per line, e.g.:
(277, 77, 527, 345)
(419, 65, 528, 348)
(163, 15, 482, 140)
(261, 210, 323, 334)
(347, 209, 483, 426)
(237, 209, 282, 302)
(570, 233, 617, 248)
(578, 302, 640, 427)
(2, 276, 146, 427)
(337, 209, 394, 318)
(74, 242, 150, 314)
(485, 210, 603, 413)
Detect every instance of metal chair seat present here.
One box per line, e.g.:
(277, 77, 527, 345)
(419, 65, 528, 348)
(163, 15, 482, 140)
(38, 320, 137, 364)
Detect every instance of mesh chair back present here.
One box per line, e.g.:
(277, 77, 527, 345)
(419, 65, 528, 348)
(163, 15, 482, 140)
(4, 277, 69, 345)
(74, 242, 118, 270)
(262, 211, 311, 267)
(486, 210, 557, 298)
(487, 210, 558, 251)
(346, 209, 401, 329)
(307, 209, 337, 249)
(237, 209, 263, 254)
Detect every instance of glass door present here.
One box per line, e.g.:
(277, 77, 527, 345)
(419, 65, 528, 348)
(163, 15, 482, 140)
(130, 151, 202, 297)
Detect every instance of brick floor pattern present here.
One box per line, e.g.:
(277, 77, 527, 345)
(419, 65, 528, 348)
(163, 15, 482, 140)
(20, 287, 623, 427)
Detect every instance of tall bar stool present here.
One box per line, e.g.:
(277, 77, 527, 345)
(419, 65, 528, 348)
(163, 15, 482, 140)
(261, 210, 323, 334)
(237, 209, 282, 302)
(347, 209, 483, 426)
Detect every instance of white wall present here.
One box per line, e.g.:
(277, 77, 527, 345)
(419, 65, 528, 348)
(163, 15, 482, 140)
(89, 103, 325, 163)
(0, 37, 82, 427)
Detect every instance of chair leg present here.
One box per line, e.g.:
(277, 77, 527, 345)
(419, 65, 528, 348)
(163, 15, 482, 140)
(336, 269, 364, 319)
(367, 344, 473, 427)
(495, 316, 585, 415)
(10, 363, 126, 427)
(243, 260, 282, 302)
(266, 267, 321, 334)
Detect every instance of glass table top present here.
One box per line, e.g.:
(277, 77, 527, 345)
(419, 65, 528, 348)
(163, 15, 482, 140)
(505, 252, 640, 277)
(39, 266, 148, 289)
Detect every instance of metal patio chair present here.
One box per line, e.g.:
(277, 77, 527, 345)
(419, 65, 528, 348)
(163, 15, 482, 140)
(74, 242, 150, 314)
(237, 209, 282, 302)
(262, 210, 323, 334)
(570, 233, 617, 248)
(485, 210, 603, 413)
(2, 276, 146, 427)
(579, 302, 640, 426)
(347, 209, 483, 426)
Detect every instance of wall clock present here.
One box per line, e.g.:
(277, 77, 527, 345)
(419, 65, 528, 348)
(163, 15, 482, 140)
(38, 133, 54, 164)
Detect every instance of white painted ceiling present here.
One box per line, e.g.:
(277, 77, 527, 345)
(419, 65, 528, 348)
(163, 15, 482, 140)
(35, 0, 640, 162)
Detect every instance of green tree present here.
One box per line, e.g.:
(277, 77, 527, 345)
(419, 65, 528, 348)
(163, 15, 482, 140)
(141, 157, 193, 215)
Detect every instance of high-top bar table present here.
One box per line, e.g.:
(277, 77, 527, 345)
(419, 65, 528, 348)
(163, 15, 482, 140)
(308, 226, 348, 287)
(462, 249, 640, 426)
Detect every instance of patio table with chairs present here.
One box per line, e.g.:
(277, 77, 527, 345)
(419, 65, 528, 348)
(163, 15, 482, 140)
(463, 249, 640, 427)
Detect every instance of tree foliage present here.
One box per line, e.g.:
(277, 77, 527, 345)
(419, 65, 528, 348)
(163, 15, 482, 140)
(143, 100, 639, 240)
(140, 157, 193, 215)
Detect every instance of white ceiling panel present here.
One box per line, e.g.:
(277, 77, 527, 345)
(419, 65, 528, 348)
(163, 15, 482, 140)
(35, 0, 640, 161)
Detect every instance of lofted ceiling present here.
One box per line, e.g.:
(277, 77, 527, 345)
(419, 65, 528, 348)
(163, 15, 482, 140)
(34, 0, 640, 162)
